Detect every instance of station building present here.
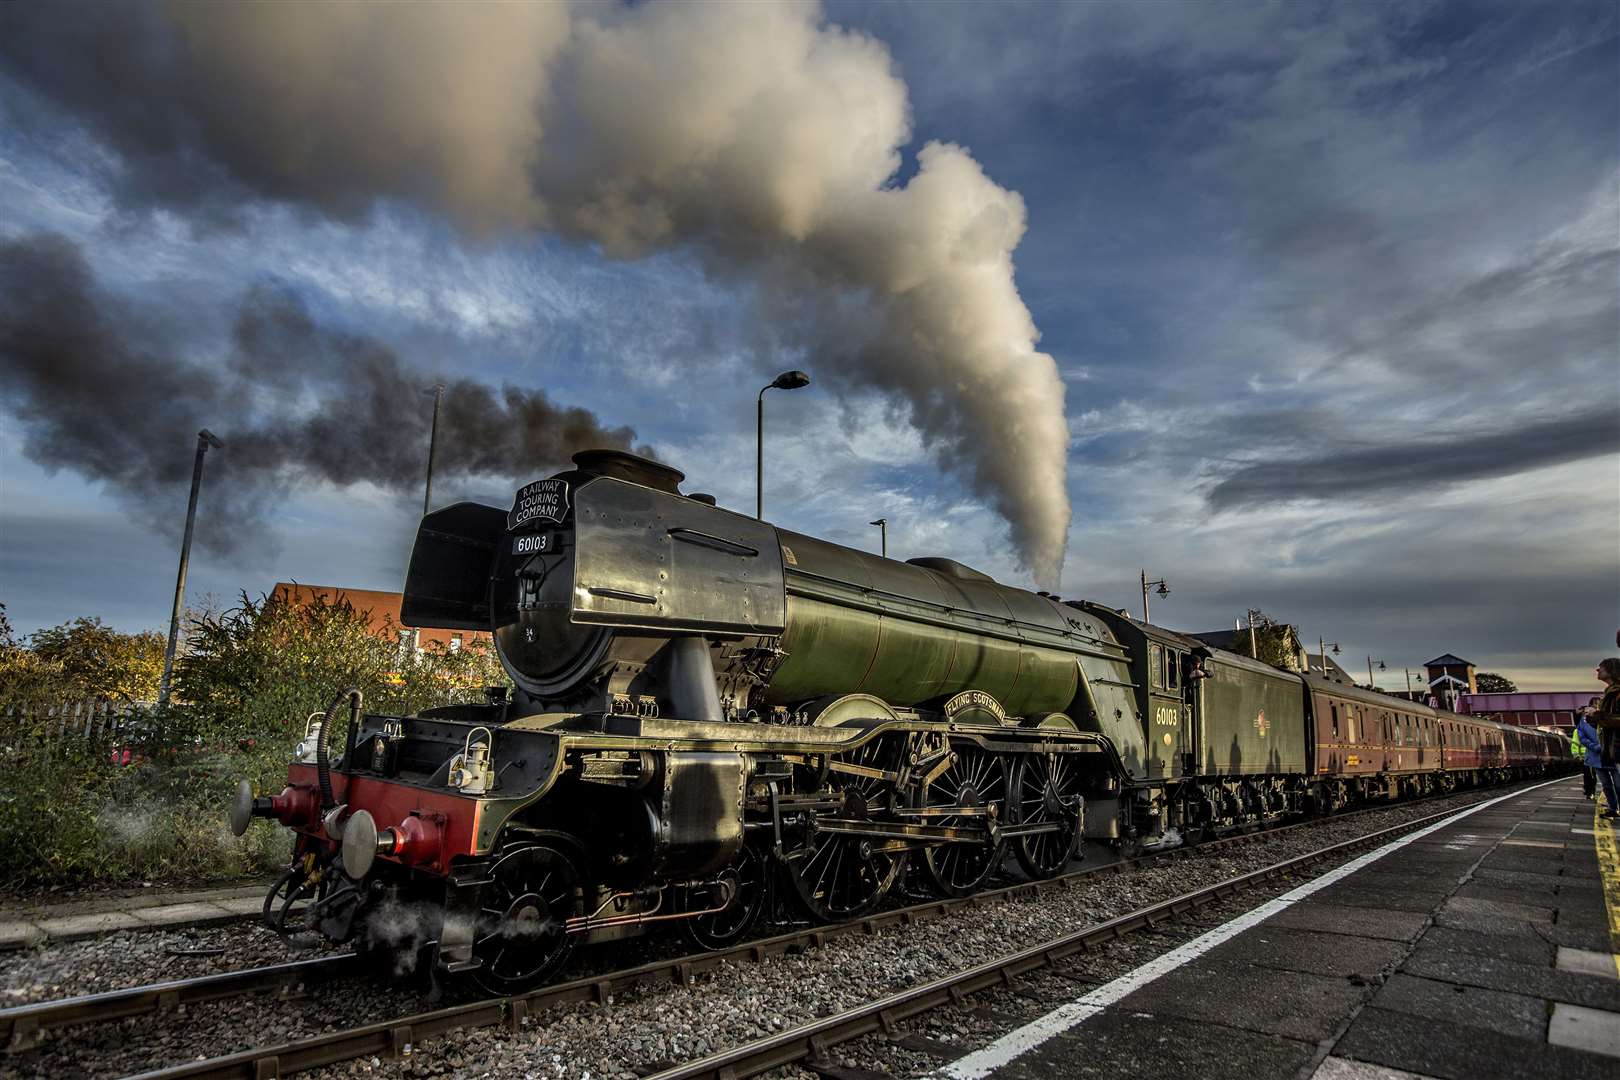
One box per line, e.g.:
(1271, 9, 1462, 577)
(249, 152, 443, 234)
(270, 581, 492, 659)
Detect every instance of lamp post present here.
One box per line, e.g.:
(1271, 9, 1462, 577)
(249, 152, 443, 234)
(756, 370, 810, 519)
(423, 383, 445, 517)
(1319, 638, 1341, 680)
(1139, 570, 1168, 623)
(159, 429, 224, 706)
(1366, 655, 1387, 690)
(870, 518, 888, 558)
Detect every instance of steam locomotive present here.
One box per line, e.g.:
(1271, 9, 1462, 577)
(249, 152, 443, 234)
(230, 450, 1566, 993)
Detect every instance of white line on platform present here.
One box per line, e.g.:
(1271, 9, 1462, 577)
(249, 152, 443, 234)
(934, 776, 1570, 1080)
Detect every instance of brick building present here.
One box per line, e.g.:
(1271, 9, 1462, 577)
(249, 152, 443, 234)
(271, 582, 492, 657)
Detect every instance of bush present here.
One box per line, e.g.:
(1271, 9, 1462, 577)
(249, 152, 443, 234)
(0, 592, 509, 892)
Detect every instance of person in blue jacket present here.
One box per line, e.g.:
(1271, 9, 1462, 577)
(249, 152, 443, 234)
(1576, 705, 1603, 802)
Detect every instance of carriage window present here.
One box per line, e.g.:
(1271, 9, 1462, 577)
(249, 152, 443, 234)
(1168, 651, 1180, 690)
(1331, 702, 1339, 736)
(1150, 644, 1164, 689)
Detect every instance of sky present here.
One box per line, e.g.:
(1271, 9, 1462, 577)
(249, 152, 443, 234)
(0, 0, 1615, 692)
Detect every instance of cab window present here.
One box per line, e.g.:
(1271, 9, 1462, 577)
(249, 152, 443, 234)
(1167, 651, 1180, 690)
(1150, 644, 1164, 690)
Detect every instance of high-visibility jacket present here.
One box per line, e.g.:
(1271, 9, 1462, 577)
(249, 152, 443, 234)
(1570, 731, 1586, 759)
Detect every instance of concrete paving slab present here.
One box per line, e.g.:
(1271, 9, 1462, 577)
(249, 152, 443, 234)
(1417, 924, 1552, 965)
(0, 919, 46, 950)
(1336, 1005, 1614, 1080)
(1307, 885, 1450, 914)
(1548, 1003, 1620, 1059)
(1440, 895, 1554, 922)
(1455, 879, 1559, 903)
(1546, 923, 1618, 953)
(1310, 1057, 1440, 1080)
(985, 1009, 1317, 1080)
(1269, 903, 1431, 943)
(1263, 906, 1432, 945)
(33, 910, 144, 938)
(1430, 909, 1547, 939)
(1202, 925, 1408, 980)
(1402, 945, 1620, 1011)
(1117, 958, 1370, 1042)
(1557, 947, 1620, 981)
(214, 897, 265, 916)
(129, 901, 237, 927)
(1469, 866, 1565, 888)
(1369, 972, 1547, 1040)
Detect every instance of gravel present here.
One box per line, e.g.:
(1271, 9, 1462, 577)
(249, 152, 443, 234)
(0, 921, 340, 1007)
(0, 779, 1549, 1080)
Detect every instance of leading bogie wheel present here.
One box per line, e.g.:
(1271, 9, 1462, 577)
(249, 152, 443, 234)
(471, 844, 581, 995)
(683, 842, 767, 950)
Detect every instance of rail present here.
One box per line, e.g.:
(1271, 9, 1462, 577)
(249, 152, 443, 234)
(105, 781, 1543, 1080)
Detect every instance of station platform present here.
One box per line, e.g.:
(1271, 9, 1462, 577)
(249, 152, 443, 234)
(942, 777, 1620, 1080)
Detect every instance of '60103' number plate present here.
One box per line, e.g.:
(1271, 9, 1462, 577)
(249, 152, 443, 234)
(512, 533, 552, 556)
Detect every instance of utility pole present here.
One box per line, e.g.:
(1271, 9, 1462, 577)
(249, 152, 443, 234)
(159, 430, 224, 707)
(423, 383, 445, 517)
(1246, 609, 1261, 658)
(869, 518, 887, 558)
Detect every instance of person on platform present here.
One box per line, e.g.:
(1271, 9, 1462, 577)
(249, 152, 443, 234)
(1582, 659, 1620, 820)
(1574, 703, 1601, 800)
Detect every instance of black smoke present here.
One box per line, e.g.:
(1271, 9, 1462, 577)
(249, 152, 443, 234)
(0, 233, 645, 553)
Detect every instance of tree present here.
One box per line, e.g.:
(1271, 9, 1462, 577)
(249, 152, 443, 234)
(1475, 672, 1517, 693)
(173, 590, 508, 746)
(26, 617, 166, 701)
(1231, 611, 1302, 670)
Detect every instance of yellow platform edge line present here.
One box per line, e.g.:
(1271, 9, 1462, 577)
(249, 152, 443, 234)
(1591, 788, 1620, 977)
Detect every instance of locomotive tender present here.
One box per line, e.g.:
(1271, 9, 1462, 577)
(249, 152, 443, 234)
(231, 450, 1564, 992)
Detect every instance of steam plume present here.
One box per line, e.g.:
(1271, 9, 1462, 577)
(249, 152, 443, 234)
(0, 1, 1071, 582)
(0, 233, 644, 552)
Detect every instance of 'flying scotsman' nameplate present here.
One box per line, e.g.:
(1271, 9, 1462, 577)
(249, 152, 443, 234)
(509, 479, 570, 530)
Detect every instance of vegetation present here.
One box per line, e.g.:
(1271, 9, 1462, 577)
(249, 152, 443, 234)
(0, 593, 508, 893)
(1475, 672, 1518, 693)
(1228, 611, 1302, 671)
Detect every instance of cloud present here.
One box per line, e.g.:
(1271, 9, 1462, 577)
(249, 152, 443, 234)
(0, 232, 644, 553)
(1206, 406, 1620, 510)
(0, 0, 1072, 584)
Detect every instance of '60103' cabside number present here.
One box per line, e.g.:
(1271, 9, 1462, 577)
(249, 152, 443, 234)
(513, 533, 552, 556)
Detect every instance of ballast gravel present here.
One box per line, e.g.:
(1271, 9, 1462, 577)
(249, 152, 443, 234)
(0, 920, 341, 1007)
(0, 781, 1540, 1080)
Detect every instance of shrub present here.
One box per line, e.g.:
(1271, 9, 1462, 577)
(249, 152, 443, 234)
(0, 592, 509, 891)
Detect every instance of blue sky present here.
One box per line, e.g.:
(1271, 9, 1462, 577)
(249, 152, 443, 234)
(1, 1, 1615, 690)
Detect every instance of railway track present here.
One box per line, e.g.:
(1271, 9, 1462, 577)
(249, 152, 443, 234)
(0, 779, 1540, 1080)
(639, 792, 1530, 1080)
(0, 786, 1456, 1056)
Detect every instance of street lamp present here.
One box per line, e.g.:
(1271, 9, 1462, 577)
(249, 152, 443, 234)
(756, 370, 810, 519)
(159, 429, 224, 706)
(423, 383, 445, 517)
(1318, 638, 1341, 680)
(1366, 656, 1387, 690)
(1140, 570, 1168, 623)
(870, 518, 888, 558)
